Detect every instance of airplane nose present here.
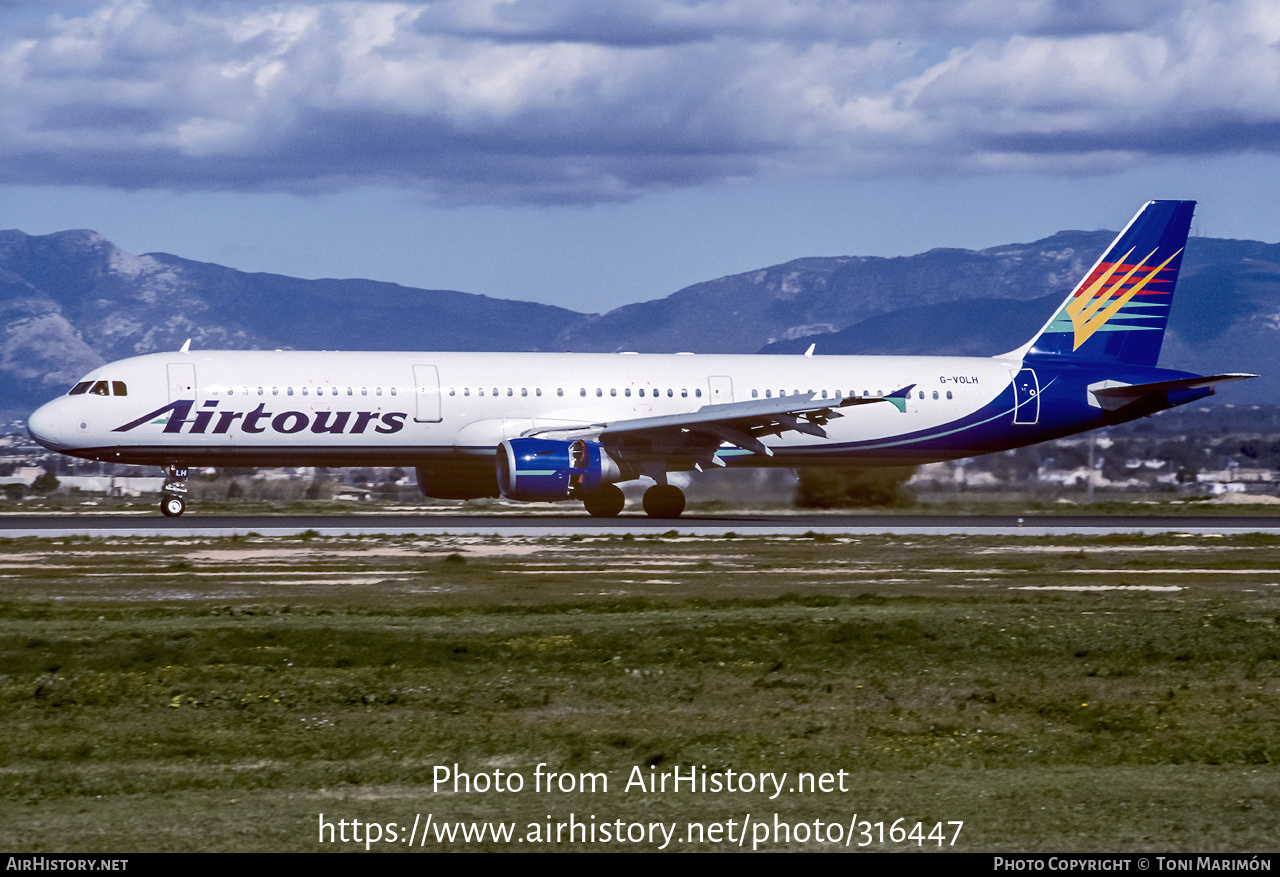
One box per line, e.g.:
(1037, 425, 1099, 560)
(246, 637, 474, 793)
(27, 400, 66, 451)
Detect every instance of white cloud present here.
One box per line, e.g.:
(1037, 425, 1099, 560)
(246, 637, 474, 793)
(0, 0, 1277, 203)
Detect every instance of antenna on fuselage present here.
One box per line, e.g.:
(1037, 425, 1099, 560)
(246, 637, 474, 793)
(179, 339, 191, 354)
(803, 343, 815, 357)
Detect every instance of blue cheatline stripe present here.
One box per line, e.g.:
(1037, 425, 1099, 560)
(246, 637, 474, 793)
(789, 377, 1050, 454)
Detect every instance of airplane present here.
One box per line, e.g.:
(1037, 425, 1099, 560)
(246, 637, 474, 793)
(26, 200, 1255, 519)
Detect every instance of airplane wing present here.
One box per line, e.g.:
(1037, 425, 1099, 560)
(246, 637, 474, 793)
(523, 384, 916, 469)
(1089, 373, 1257, 411)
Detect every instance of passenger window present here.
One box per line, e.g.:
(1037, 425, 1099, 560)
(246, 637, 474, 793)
(695, 389, 702, 397)
(464, 388, 470, 397)
(90, 380, 109, 396)
(946, 391, 953, 400)
(376, 388, 383, 396)
(346, 388, 353, 396)
(752, 389, 758, 398)
(361, 388, 367, 396)
(667, 389, 673, 397)
(390, 387, 397, 396)
(557, 388, 563, 397)
(112, 381, 127, 396)
(301, 387, 308, 396)
(932, 391, 939, 400)
(639, 389, 645, 397)
(765, 390, 772, 398)
(536, 388, 542, 397)
(610, 388, 617, 397)
(69, 381, 91, 396)
(579, 388, 586, 397)
(287, 387, 294, 396)
(681, 389, 687, 397)
(507, 388, 513, 397)
(596, 388, 603, 397)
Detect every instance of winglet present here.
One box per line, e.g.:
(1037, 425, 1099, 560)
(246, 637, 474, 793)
(884, 383, 916, 413)
(837, 384, 916, 413)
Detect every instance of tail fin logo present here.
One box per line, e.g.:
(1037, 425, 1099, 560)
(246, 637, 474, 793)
(1064, 246, 1182, 350)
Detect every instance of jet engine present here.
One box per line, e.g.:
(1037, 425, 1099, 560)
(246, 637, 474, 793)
(496, 438, 622, 502)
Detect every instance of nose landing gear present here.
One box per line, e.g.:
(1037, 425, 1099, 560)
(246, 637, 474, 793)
(161, 466, 188, 517)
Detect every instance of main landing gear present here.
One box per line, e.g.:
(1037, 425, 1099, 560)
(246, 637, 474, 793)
(642, 484, 685, 519)
(161, 465, 188, 517)
(582, 484, 626, 518)
(579, 483, 687, 519)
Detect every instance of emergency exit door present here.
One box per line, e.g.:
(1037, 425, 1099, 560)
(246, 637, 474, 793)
(414, 365, 442, 423)
(167, 363, 196, 402)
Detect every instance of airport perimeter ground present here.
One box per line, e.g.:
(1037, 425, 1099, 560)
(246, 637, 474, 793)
(2, 523, 1279, 852)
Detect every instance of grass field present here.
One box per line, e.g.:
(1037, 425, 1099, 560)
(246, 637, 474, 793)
(2, 530, 1278, 851)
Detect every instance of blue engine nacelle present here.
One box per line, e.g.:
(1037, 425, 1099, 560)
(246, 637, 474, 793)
(496, 438, 622, 502)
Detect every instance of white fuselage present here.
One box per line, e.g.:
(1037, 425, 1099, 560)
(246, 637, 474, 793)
(28, 350, 1019, 468)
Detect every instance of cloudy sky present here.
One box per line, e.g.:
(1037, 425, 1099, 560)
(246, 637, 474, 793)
(2, 0, 1279, 312)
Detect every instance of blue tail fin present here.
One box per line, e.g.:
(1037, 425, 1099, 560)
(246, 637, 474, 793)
(1024, 200, 1194, 367)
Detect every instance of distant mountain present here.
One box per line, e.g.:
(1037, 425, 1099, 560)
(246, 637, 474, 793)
(2, 225, 1276, 420)
(558, 230, 1118, 354)
(0, 229, 580, 418)
(756, 236, 1280, 405)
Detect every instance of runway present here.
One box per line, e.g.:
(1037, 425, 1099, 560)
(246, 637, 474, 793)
(3, 512, 1280, 538)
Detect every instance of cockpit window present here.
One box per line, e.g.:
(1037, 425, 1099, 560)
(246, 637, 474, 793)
(89, 380, 110, 396)
(112, 381, 127, 396)
(69, 381, 91, 395)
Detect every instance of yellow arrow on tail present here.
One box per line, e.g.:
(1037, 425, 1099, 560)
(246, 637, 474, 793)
(1064, 247, 1182, 350)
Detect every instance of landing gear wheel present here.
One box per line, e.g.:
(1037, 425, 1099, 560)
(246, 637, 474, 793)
(642, 484, 686, 519)
(583, 484, 626, 518)
(160, 465, 189, 517)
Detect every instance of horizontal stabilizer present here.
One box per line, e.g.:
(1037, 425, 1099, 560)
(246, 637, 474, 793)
(1088, 373, 1257, 411)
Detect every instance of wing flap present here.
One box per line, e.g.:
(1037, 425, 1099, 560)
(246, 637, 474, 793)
(521, 384, 917, 459)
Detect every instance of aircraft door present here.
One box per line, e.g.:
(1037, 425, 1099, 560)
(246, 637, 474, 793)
(708, 375, 734, 404)
(413, 365, 442, 423)
(1012, 368, 1040, 425)
(167, 363, 196, 402)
